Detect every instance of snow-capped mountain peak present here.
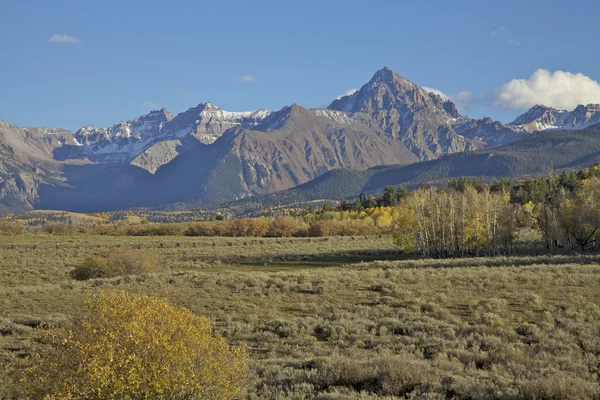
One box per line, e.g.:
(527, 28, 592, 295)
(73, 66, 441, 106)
(198, 103, 272, 122)
(70, 103, 273, 162)
(511, 104, 600, 132)
(74, 108, 173, 145)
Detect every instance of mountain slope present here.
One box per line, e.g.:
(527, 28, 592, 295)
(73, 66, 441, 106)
(223, 122, 600, 215)
(57, 67, 528, 173)
(60, 104, 273, 165)
(36, 105, 418, 212)
(0, 121, 76, 213)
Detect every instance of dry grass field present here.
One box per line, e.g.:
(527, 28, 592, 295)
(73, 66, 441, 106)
(1, 233, 600, 399)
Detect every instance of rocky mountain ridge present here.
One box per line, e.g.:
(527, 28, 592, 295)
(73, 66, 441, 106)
(511, 104, 600, 132)
(2, 66, 600, 214)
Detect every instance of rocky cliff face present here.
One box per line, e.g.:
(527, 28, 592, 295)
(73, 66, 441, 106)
(203, 105, 418, 199)
(0, 121, 72, 213)
(329, 67, 525, 159)
(70, 104, 273, 163)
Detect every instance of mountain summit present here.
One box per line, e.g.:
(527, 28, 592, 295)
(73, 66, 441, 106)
(330, 67, 525, 159)
(329, 66, 436, 114)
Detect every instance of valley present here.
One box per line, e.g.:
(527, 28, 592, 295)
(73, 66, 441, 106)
(4, 2, 600, 399)
(1, 230, 600, 399)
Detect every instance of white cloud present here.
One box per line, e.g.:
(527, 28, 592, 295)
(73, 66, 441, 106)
(143, 101, 159, 109)
(422, 87, 448, 99)
(490, 26, 520, 47)
(493, 69, 600, 110)
(450, 91, 474, 110)
(490, 26, 505, 36)
(423, 87, 473, 112)
(49, 34, 80, 44)
(335, 88, 358, 100)
(232, 75, 257, 83)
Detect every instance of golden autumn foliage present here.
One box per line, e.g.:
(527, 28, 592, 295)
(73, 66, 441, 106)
(359, 207, 396, 228)
(19, 291, 249, 400)
(185, 215, 384, 238)
(554, 177, 600, 250)
(266, 216, 301, 237)
(390, 206, 418, 251)
(229, 217, 270, 237)
(521, 176, 600, 250)
(391, 187, 517, 257)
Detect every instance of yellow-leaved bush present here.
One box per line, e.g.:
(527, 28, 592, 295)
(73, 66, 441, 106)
(20, 291, 249, 399)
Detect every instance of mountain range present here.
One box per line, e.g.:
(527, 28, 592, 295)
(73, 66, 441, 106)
(2, 66, 600, 214)
(225, 122, 600, 216)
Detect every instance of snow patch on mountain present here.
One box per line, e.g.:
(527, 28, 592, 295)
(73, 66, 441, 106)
(73, 104, 273, 162)
(511, 104, 600, 132)
(314, 109, 356, 125)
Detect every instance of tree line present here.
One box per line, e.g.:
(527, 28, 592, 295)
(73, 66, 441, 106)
(387, 164, 600, 256)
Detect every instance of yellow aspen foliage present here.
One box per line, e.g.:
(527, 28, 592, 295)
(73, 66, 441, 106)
(20, 291, 249, 400)
(364, 207, 394, 228)
(522, 201, 535, 215)
(390, 187, 517, 256)
(374, 211, 394, 228)
(372, 207, 393, 228)
(557, 177, 600, 250)
(391, 205, 417, 251)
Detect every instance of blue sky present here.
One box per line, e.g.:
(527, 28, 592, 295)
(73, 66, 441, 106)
(2, 0, 600, 131)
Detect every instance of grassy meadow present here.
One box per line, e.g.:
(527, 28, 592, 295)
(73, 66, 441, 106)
(1, 232, 600, 398)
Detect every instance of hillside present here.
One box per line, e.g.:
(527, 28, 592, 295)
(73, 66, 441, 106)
(221, 123, 600, 215)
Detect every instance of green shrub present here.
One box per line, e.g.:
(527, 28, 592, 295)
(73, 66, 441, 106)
(43, 222, 75, 235)
(71, 249, 158, 280)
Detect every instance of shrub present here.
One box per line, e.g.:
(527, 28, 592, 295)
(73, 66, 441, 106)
(184, 221, 233, 236)
(244, 218, 269, 237)
(126, 223, 185, 236)
(91, 223, 128, 236)
(0, 220, 26, 235)
(229, 217, 269, 237)
(267, 217, 299, 237)
(19, 291, 249, 399)
(185, 222, 216, 236)
(520, 374, 600, 399)
(320, 356, 438, 396)
(71, 249, 158, 280)
(263, 319, 295, 338)
(43, 222, 75, 235)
